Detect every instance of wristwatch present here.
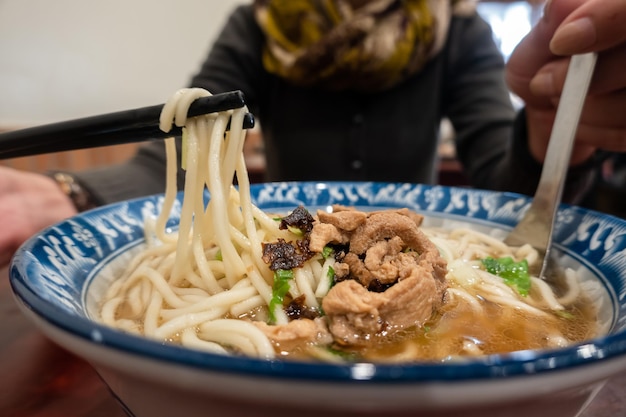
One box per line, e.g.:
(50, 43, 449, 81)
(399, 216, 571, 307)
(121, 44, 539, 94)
(50, 172, 98, 212)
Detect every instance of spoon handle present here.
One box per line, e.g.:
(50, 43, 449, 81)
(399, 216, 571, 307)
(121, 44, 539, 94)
(505, 52, 597, 277)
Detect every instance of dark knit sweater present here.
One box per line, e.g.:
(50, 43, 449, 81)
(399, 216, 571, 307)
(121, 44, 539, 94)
(74, 5, 596, 206)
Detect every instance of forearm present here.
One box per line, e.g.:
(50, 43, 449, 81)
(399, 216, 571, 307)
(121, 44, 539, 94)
(71, 140, 182, 206)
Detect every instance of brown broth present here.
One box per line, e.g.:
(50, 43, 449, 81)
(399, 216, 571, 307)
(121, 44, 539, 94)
(321, 289, 599, 363)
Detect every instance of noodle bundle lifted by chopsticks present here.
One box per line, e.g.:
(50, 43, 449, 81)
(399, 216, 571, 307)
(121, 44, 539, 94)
(98, 88, 602, 363)
(100, 88, 287, 358)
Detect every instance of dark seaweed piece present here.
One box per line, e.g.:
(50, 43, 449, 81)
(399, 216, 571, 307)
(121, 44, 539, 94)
(262, 238, 314, 270)
(279, 205, 316, 234)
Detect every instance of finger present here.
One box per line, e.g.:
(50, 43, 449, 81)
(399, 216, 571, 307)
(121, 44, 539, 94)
(588, 46, 626, 94)
(524, 88, 626, 164)
(525, 106, 597, 164)
(528, 57, 570, 97)
(530, 45, 626, 96)
(578, 91, 626, 129)
(539, 90, 626, 135)
(575, 123, 626, 153)
(505, 1, 580, 105)
(545, 91, 626, 153)
(550, 0, 626, 55)
(506, 0, 626, 99)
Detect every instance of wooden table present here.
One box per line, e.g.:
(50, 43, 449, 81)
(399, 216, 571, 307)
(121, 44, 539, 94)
(1, 265, 625, 417)
(0, 267, 126, 417)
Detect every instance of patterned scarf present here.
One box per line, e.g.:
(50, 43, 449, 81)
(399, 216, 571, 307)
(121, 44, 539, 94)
(254, 0, 477, 92)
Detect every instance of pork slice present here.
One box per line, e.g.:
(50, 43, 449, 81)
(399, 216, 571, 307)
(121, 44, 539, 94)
(254, 317, 332, 353)
(312, 207, 448, 347)
(350, 211, 427, 255)
(363, 236, 405, 284)
(322, 266, 442, 346)
(317, 209, 367, 231)
(377, 266, 439, 330)
(321, 280, 382, 345)
(340, 252, 376, 287)
(308, 223, 350, 253)
(370, 207, 424, 227)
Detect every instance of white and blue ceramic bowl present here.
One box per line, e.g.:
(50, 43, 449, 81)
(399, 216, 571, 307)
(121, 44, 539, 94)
(10, 182, 626, 417)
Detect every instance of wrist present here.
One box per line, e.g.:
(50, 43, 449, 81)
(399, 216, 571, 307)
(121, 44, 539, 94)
(49, 172, 98, 212)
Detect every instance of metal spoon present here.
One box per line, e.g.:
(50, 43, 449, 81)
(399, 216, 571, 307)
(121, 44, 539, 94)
(504, 52, 597, 279)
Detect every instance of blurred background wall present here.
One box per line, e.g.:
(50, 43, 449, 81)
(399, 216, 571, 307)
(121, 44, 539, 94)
(0, 0, 244, 128)
(0, 0, 245, 171)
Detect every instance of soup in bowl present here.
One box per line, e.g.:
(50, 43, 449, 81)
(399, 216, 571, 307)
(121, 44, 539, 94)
(9, 181, 626, 417)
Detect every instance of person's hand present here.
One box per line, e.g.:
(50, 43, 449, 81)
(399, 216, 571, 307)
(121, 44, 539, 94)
(505, 0, 626, 165)
(0, 166, 77, 267)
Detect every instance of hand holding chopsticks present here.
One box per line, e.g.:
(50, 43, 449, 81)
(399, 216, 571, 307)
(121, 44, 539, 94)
(0, 90, 255, 159)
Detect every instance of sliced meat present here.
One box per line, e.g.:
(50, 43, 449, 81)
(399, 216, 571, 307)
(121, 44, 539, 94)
(350, 211, 429, 255)
(341, 252, 376, 286)
(308, 206, 366, 252)
(370, 207, 424, 227)
(254, 317, 332, 354)
(317, 208, 367, 231)
(308, 222, 350, 253)
(315, 207, 447, 346)
(363, 236, 406, 285)
(322, 265, 440, 346)
(320, 280, 381, 345)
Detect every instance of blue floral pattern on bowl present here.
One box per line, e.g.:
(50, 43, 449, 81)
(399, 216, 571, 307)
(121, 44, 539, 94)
(9, 181, 626, 382)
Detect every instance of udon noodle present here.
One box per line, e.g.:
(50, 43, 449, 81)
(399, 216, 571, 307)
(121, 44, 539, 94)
(98, 88, 602, 362)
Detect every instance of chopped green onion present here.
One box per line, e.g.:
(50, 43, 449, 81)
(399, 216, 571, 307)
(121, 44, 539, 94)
(327, 265, 335, 289)
(481, 256, 531, 296)
(324, 345, 359, 361)
(322, 246, 334, 259)
(555, 310, 575, 319)
(268, 269, 293, 324)
(287, 225, 304, 237)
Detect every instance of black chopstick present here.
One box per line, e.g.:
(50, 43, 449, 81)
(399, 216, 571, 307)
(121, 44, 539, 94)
(0, 90, 255, 159)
